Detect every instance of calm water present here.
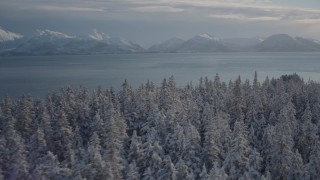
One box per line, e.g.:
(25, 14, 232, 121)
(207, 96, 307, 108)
(1, 52, 320, 98)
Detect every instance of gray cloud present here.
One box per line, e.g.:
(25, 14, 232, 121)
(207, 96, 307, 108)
(34, 5, 105, 12)
(131, 6, 184, 13)
(122, 0, 320, 23)
(1, 0, 319, 46)
(2, 0, 320, 23)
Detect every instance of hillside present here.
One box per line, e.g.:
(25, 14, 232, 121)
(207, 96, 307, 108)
(255, 34, 320, 52)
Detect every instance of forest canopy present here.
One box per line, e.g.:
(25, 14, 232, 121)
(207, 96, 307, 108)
(1, 73, 320, 179)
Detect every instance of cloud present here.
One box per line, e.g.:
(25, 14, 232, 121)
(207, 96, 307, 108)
(2, 0, 320, 35)
(207, 14, 280, 21)
(207, 14, 245, 20)
(5, 0, 320, 24)
(131, 6, 184, 13)
(125, 0, 273, 9)
(34, 5, 104, 12)
(249, 16, 281, 21)
(294, 19, 320, 24)
(123, 0, 320, 24)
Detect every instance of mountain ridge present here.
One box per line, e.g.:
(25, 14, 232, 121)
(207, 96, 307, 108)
(254, 34, 320, 52)
(1, 26, 320, 56)
(1, 29, 144, 55)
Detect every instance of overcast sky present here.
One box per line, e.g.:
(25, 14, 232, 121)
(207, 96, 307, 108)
(1, 0, 320, 47)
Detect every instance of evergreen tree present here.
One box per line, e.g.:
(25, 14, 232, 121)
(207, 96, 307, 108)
(36, 101, 53, 148)
(119, 80, 136, 133)
(305, 141, 320, 179)
(199, 164, 208, 179)
(175, 158, 191, 180)
(51, 109, 74, 165)
(208, 163, 228, 180)
(165, 124, 184, 162)
(32, 151, 72, 179)
(128, 130, 145, 173)
(266, 101, 299, 179)
(182, 121, 202, 176)
(85, 132, 107, 179)
(247, 148, 263, 179)
(28, 128, 48, 172)
(297, 104, 318, 163)
(0, 74, 320, 179)
(103, 100, 126, 179)
(229, 76, 245, 129)
(203, 108, 231, 168)
(223, 120, 250, 180)
(16, 95, 35, 141)
(2, 112, 30, 179)
(157, 155, 177, 180)
(126, 161, 140, 180)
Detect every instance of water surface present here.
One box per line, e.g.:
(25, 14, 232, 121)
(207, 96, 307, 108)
(1, 52, 320, 98)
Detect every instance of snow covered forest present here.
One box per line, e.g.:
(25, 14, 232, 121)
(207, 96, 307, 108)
(1, 73, 320, 180)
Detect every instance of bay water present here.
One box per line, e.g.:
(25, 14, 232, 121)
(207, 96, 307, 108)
(1, 52, 320, 98)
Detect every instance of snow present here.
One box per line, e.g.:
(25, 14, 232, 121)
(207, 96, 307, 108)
(89, 29, 110, 41)
(37, 29, 74, 39)
(0, 26, 23, 42)
(119, 38, 133, 47)
(199, 33, 220, 41)
(1, 73, 320, 179)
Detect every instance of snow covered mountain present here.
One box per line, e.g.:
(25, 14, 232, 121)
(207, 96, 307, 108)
(148, 33, 229, 53)
(2, 28, 320, 55)
(37, 29, 74, 40)
(89, 29, 110, 41)
(148, 37, 185, 52)
(0, 27, 23, 42)
(176, 33, 228, 52)
(223, 37, 264, 51)
(0, 27, 25, 52)
(224, 37, 264, 47)
(255, 34, 320, 52)
(294, 37, 320, 50)
(148, 33, 320, 53)
(85, 29, 144, 53)
(8, 29, 77, 55)
(3, 29, 144, 56)
(189, 33, 220, 43)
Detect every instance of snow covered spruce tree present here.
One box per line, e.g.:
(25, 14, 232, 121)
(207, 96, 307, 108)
(0, 73, 320, 179)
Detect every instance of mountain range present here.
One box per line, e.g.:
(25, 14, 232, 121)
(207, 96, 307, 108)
(150, 33, 320, 53)
(0, 28, 144, 56)
(1, 27, 320, 56)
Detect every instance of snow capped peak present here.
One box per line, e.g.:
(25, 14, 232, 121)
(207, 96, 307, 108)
(190, 33, 220, 42)
(89, 29, 110, 41)
(198, 33, 220, 41)
(37, 29, 74, 39)
(0, 26, 23, 42)
(199, 33, 213, 39)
